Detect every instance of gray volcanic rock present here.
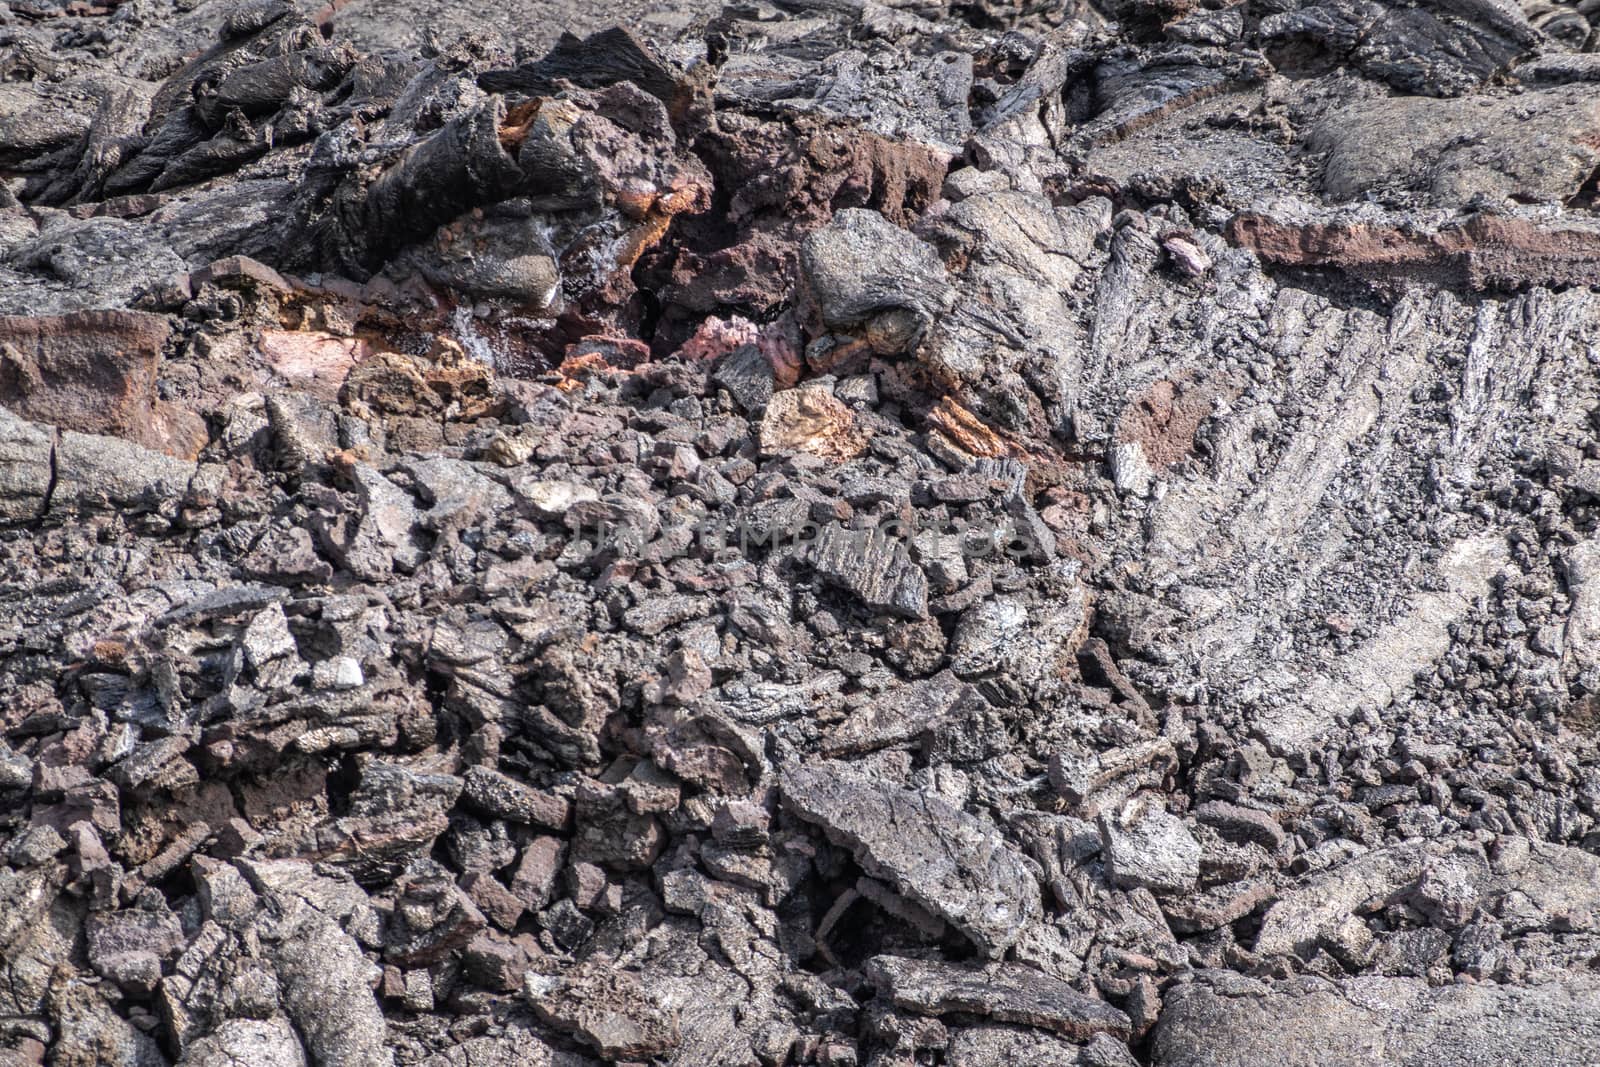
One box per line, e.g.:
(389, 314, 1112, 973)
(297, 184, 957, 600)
(525, 967, 679, 1060)
(1259, 0, 1541, 96)
(949, 1028, 1140, 1067)
(865, 956, 1132, 1040)
(0, 406, 53, 522)
(9, 0, 1600, 1063)
(799, 207, 951, 344)
(781, 763, 1041, 956)
(1309, 87, 1600, 207)
(804, 521, 931, 619)
(1151, 973, 1600, 1067)
(1098, 798, 1201, 896)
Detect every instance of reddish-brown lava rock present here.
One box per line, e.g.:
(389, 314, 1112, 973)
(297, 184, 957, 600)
(0, 309, 208, 459)
(1114, 376, 1221, 473)
(1228, 211, 1600, 292)
(644, 114, 948, 347)
(340, 339, 499, 421)
(926, 396, 1014, 460)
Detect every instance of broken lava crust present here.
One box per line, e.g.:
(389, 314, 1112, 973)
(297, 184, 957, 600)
(6, 0, 1600, 1064)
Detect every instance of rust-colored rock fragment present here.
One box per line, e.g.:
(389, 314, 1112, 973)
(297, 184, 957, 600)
(1227, 211, 1600, 292)
(0, 309, 207, 459)
(497, 99, 542, 154)
(925, 396, 1012, 460)
(614, 180, 710, 270)
(551, 335, 653, 391)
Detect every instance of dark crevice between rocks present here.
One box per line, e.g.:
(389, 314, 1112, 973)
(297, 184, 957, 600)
(1249, 262, 1408, 311)
(1568, 163, 1600, 211)
(37, 429, 59, 522)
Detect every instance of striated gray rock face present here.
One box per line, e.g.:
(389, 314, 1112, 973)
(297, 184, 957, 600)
(1258, 0, 1541, 96)
(0, 406, 53, 522)
(804, 521, 931, 619)
(1151, 972, 1600, 1067)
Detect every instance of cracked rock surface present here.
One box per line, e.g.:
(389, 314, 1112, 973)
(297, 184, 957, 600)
(7, 0, 1600, 1064)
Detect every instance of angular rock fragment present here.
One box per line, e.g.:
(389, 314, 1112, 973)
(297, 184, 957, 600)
(0, 863, 66, 960)
(269, 900, 395, 1067)
(710, 343, 776, 415)
(385, 875, 487, 967)
(758, 383, 868, 460)
(804, 522, 929, 619)
(87, 906, 187, 995)
(50, 979, 168, 1067)
(461, 766, 571, 830)
(260, 329, 371, 398)
(865, 956, 1131, 1041)
(571, 780, 664, 870)
(1098, 798, 1201, 896)
(1050, 738, 1178, 819)
(948, 1027, 1139, 1067)
(1193, 801, 1284, 851)
(0, 405, 53, 522)
(271, 761, 460, 880)
(512, 837, 566, 912)
(178, 1017, 309, 1067)
(781, 762, 1040, 956)
(513, 477, 601, 520)
(321, 464, 426, 579)
(51, 429, 197, 515)
(947, 588, 1088, 701)
(823, 671, 986, 757)
(525, 967, 680, 1060)
(1161, 880, 1277, 936)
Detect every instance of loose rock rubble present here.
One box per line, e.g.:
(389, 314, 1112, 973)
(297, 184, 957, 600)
(6, 0, 1600, 1064)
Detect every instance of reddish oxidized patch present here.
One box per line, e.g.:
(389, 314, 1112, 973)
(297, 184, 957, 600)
(671, 313, 803, 389)
(756, 317, 804, 389)
(259, 329, 372, 399)
(1114, 376, 1220, 472)
(673, 316, 760, 363)
(553, 335, 653, 390)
